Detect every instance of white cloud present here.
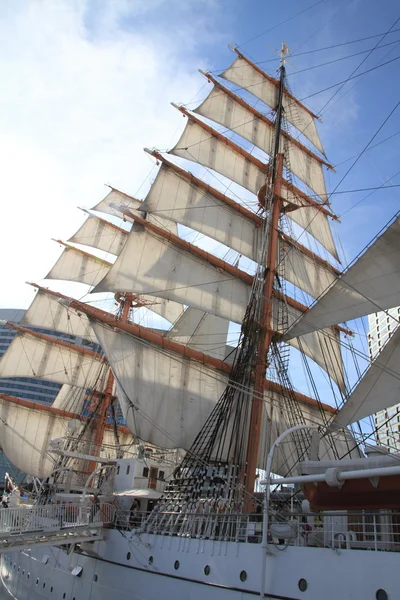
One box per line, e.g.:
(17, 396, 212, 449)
(0, 0, 225, 308)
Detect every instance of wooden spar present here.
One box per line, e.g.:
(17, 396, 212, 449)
(171, 104, 337, 220)
(52, 240, 113, 267)
(27, 282, 151, 311)
(198, 70, 333, 170)
(144, 149, 262, 226)
(144, 150, 338, 271)
(0, 393, 131, 435)
(5, 322, 105, 361)
(63, 295, 336, 415)
(77, 208, 129, 235)
(115, 210, 350, 334)
(123, 208, 253, 287)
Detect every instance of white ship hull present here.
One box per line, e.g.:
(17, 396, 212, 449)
(2, 528, 398, 600)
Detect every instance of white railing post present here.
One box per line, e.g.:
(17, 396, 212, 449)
(259, 424, 320, 598)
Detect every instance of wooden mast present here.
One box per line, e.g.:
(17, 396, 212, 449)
(87, 295, 134, 471)
(244, 43, 288, 504)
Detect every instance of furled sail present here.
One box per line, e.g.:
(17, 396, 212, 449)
(221, 53, 324, 154)
(0, 328, 107, 389)
(169, 116, 338, 258)
(68, 213, 127, 256)
(330, 325, 400, 429)
(285, 215, 400, 339)
(22, 288, 97, 343)
(46, 244, 112, 288)
(195, 80, 328, 200)
(166, 307, 230, 360)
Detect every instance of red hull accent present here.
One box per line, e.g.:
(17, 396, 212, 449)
(303, 475, 400, 510)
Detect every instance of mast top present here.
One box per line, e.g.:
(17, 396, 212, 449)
(280, 41, 290, 67)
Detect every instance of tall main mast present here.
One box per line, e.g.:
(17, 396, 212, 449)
(244, 42, 288, 502)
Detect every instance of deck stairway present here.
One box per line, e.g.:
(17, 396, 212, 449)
(0, 502, 114, 552)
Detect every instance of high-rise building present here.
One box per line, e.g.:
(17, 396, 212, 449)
(368, 307, 400, 452)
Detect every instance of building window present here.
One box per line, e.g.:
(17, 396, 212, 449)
(143, 467, 149, 477)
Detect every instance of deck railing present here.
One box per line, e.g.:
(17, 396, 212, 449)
(111, 507, 400, 552)
(0, 502, 115, 537)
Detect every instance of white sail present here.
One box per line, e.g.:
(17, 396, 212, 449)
(91, 321, 227, 450)
(52, 385, 88, 413)
(281, 238, 338, 299)
(0, 332, 106, 389)
(0, 395, 134, 478)
(143, 164, 263, 262)
(166, 307, 230, 360)
(22, 288, 97, 342)
(91, 188, 145, 218)
(93, 222, 250, 324)
(221, 55, 324, 154)
(285, 216, 400, 339)
(91, 320, 347, 472)
(69, 214, 127, 256)
(330, 325, 400, 429)
(46, 246, 111, 288)
(92, 217, 343, 385)
(275, 300, 345, 391)
(195, 85, 327, 200)
(0, 396, 79, 478)
(139, 296, 185, 325)
(94, 187, 178, 235)
(143, 164, 337, 299)
(169, 118, 337, 257)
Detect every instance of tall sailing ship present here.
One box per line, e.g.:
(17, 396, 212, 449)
(1, 42, 400, 600)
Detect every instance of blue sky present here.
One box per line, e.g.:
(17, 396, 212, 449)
(0, 0, 399, 415)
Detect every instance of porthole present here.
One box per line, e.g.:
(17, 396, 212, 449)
(240, 570, 247, 582)
(204, 565, 211, 576)
(148, 556, 154, 565)
(174, 560, 180, 570)
(94, 574, 98, 582)
(376, 591, 388, 600)
(298, 578, 308, 592)
(126, 552, 131, 560)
